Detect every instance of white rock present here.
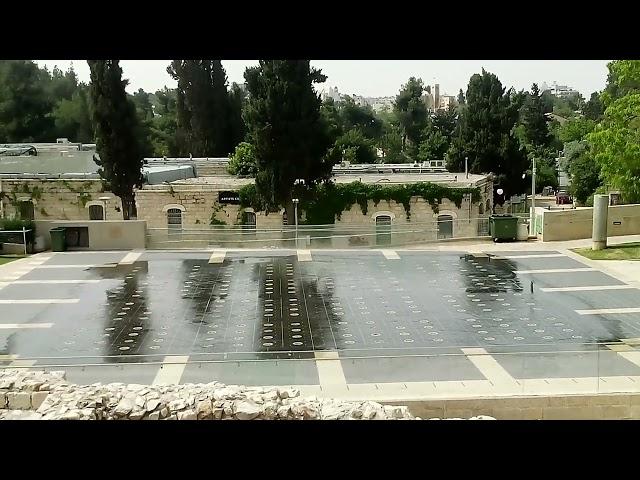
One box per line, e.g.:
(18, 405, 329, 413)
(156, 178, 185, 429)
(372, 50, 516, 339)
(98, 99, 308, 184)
(146, 411, 160, 420)
(177, 409, 197, 420)
(234, 400, 262, 420)
(114, 397, 134, 416)
(196, 400, 212, 419)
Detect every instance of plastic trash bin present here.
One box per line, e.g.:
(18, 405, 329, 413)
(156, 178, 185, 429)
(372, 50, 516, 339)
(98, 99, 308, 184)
(50, 227, 66, 252)
(489, 215, 518, 242)
(516, 221, 529, 241)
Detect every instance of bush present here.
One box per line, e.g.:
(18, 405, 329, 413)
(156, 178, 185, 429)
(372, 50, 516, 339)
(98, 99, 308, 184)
(228, 142, 257, 177)
(0, 219, 35, 244)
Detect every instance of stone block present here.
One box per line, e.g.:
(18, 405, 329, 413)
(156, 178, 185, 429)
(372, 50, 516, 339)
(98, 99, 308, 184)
(589, 394, 630, 407)
(31, 391, 49, 409)
(7, 392, 32, 410)
(0, 392, 6, 408)
(542, 406, 601, 420)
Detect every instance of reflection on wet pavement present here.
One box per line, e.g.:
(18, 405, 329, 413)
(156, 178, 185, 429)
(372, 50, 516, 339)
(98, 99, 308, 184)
(2, 251, 640, 365)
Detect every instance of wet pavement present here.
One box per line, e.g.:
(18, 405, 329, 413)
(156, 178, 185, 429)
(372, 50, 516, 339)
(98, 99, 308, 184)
(2, 249, 640, 387)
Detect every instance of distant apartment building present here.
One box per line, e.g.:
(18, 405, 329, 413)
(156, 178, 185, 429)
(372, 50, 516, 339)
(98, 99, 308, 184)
(540, 81, 580, 99)
(319, 84, 455, 112)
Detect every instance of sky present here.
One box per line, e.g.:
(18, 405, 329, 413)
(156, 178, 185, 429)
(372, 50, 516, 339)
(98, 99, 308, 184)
(36, 60, 611, 98)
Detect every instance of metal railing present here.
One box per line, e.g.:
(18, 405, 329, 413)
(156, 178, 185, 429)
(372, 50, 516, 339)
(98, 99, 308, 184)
(0, 227, 32, 255)
(146, 218, 491, 249)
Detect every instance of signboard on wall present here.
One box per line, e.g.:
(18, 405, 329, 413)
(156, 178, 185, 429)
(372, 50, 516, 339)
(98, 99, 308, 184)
(218, 191, 240, 204)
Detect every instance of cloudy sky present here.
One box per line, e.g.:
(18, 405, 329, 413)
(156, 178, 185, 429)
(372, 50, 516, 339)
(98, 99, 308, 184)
(36, 60, 611, 98)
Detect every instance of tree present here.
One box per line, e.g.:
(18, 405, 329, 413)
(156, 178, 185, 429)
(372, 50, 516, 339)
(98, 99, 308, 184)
(417, 128, 448, 160)
(457, 89, 465, 105)
(447, 69, 528, 196)
(228, 82, 247, 151)
(51, 87, 94, 143)
(587, 60, 640, 203)
(379, 125, 406, 163)
(556, 117, 596, 144)
(87, 60, 144, 219)
(243, 60, 335, 217)
(393, 77, 428, 154)
(167, 60, 232, 156)
(569, 150, 602, 204)
(0, 60, 55, 142)
(330, 129, 377, 164)
(227, 142, 257, 177)
(583, 91, 604, 121)
(339, 96, 383, 141)
(519, 83, 551, 148)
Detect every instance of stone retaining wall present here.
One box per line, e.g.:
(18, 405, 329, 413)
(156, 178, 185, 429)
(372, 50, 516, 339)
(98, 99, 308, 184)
(0, 369, 497, 420)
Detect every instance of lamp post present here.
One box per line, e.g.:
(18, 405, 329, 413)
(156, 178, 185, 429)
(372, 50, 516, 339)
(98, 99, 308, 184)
(292, 198, 299, 248)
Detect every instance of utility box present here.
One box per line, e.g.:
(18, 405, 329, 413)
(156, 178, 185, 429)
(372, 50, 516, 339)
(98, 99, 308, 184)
(50, 227, 66, 252)
(489, 215, 518, 242)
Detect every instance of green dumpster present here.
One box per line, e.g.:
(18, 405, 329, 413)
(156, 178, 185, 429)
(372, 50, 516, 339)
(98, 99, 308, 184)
(489, 215, 518, 242)
(50, 227, 66, 252)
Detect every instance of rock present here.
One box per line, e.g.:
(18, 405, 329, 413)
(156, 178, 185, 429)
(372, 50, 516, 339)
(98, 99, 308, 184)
(212, 407, 224, 420)
(2, 410, 43, 420)
(31, 391, 49, 410)
(114, 397, 134, 416)
(196, 400, 212, 420)
(277, 388, 299, 399)
(7, 392, 31, 410)
(0, 392, 6, 409)
(60, 411, 81, 420)
(129, 410, 146, 420)
(276, 406, 290, 419)
(169, 399, 186, 412)
(159, 407, 170, 419)
(177, 409, 197, 420)
(469, 415, 495, 420)
(146, 411, 160, 420)
(234, 400, 262, 420)
(146, 399, 161, 412)
(134, 396, 146, 408)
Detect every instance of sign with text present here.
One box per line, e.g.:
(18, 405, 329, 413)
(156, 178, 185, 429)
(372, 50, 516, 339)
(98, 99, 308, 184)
(218, 191, 240, 204)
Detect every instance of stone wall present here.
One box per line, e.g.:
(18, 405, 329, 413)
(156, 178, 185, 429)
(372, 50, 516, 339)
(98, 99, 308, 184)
(0, 179, 121, 221)
(539, 204, 640, 241)
(0, 369, 496, 420)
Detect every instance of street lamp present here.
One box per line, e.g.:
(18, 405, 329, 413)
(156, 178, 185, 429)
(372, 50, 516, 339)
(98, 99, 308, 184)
(292, 198, 299, 248)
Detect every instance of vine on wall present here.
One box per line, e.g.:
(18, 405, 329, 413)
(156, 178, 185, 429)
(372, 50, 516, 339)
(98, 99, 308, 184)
(238, 181, 480, 225)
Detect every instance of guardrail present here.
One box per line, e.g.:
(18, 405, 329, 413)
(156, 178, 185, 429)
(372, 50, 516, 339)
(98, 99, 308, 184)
(0, 228, 32, 255)
(146, 218, 491, 249)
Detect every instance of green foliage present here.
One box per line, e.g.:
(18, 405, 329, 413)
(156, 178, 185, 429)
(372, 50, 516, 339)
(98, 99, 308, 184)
(330, 129, 377, 164)
(243, 61, 335, 211)
(393, 77, 429, 152)
(78, 192, 92, 207)
(88, 60, 144, 219)
(0, 218, 35, 243)
(39, 207, 49, 217)
(568, 151, 602, 205)
(588, 93, 640, 203)
(583, 91, 604, 121)
(518, 83, 551, 148)
(447, 69, 528, 197)
(168, 60, 238, 156)
(301, 181, 481, 224)
(209, 216, 227, 226)
(418, 128, 448, 160)
(557, 117, 596, 144)
(227, 142, 257, 176)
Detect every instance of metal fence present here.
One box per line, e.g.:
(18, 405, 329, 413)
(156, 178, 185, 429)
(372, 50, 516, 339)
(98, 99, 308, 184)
(146, 217, 491, 249)
(0, 228, 32, 255)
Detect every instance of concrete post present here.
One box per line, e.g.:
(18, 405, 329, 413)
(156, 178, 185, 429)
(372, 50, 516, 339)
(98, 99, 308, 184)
(592, 194, 609, 250)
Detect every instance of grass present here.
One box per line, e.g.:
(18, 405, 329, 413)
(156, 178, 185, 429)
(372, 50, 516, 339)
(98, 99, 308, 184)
(0, 255, 24, 265)
(573, 242, 640, 260)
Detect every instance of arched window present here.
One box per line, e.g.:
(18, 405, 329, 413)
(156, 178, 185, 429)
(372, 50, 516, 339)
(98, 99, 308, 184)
(375, 214, 392, 246)
(167, 208, 183, 232)
(478, 202, 484, 215)
(88, 204, 104, 220)
(437, 214, 454, 239)
(19, 200, 34, 220)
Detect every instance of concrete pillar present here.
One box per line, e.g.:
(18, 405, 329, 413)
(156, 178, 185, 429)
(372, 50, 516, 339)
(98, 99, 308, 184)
(592, 194, 609, 250)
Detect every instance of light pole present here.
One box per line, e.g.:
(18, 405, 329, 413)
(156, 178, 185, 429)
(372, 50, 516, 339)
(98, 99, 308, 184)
(465, 156, 468, 179)
(292, 198, 299, 248)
